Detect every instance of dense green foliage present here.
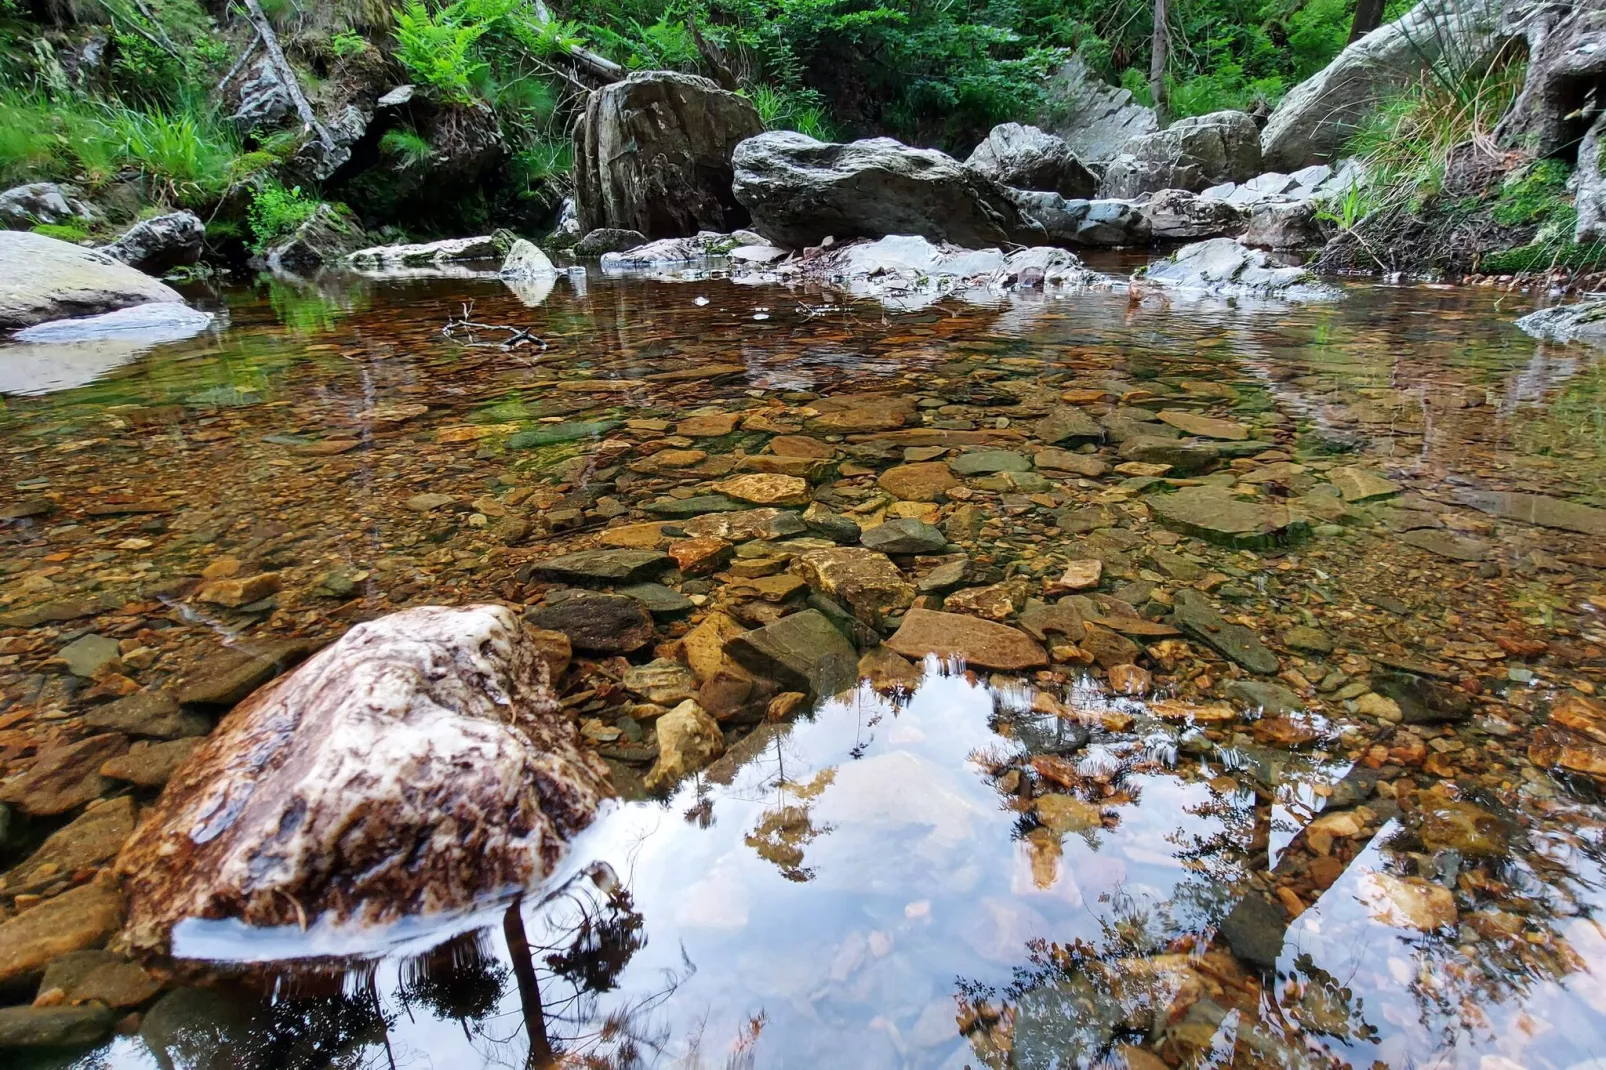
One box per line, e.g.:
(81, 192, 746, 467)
(247, 180, 319, 251)
(0, 0, 1582, 280)
(561, 0, 1372, 149)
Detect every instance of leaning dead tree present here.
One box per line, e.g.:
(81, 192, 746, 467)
(239, 0, 335, 152)
(532, 0, 625, 84)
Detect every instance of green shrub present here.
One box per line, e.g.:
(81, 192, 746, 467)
(394, 1, 491, 104)
(247, 180, 319, 250)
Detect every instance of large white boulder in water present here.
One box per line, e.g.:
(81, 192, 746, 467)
(1139, 238, 1340, 300)
(964, 122, 1097, 198)
(116, 604, 613, 950)
(732, 131, 1036, 249)
(1515, 301, 1606, 346)
(1101, 111, 1263, 198)
(0, 231, 182, 329)
(0, 302, 216, 397)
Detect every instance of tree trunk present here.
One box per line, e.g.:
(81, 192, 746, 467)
(1150, 0, 1170, 127)
(503, 899, 555, 1068)
(240, 0, 333, 150)
(1347, 0, 1387, 43)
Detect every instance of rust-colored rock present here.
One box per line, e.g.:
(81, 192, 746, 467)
(116, 605, 613, 950)
(884, 608, 1047, 670)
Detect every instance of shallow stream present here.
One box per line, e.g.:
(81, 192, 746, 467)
(4, 261, 1606, 1068)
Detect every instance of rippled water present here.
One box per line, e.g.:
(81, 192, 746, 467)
(4, 261, 1606, 1069)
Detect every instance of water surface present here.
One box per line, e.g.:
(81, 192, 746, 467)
(3, 263, 1606, 1069)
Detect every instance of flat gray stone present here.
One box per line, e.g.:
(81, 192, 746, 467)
(1173, 588, 1280, 675)
(1398, 528, 1489, 562)
(1119, 436, 1220, 474)
(1226, 680, 1304, 715)
(525, 591, 654, 652)
(949, 450, 1032, 475)
(1453, 489, 1606, 536)
(0, 1003, 115, 1049)
(860, 518, 947, 555)
(727, 609, 858, 697)
(84, 692, 210, 739)
(642, 494, 747, 518)
(59, 633, 121, 678)
(615, 582, 694, 617)
(533, 549, 672, 583)
(1149, 486, 1308, 548)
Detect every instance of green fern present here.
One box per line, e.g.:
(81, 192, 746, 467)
(380, 127, 434, 170)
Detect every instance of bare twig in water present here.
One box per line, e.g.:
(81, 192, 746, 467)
(442, 301, 549, 351)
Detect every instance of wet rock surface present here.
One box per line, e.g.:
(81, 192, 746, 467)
(0, 231, 183, 329)
(116, 605, 612, 948)
(1139, 237, 1340, 299)
(99, 211, 205, 276)
(1101, 110, 1263, 198)
(964, 122, 1097, 198)
(731, 131, 1032, 248)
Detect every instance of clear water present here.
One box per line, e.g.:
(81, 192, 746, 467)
(4, 263, 1606, 1069)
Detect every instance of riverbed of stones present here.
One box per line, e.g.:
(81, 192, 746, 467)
(0, 301, 1604, 1058)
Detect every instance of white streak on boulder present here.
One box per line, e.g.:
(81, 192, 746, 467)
(116, 604, 613, 950)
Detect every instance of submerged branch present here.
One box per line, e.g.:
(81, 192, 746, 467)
(442, 302, 549, 350)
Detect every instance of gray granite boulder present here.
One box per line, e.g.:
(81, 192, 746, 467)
(1262, 0, 1504, 169)
(1515, 301, 1606, 346)
(1102, 111, 1263, 198)
(0, 231, 181, 329)
(1243, 200, 1324, 250)
(965, 122, 1096, 197)
(100, 211, 205, 275)
(1140, 188, 1248, 240)
(732, 131, 1036, 248)
(262, 202, 367, 273)
(574, 70, 763, 239)
(0, 182, 96, 229)
(116, 604, 613, 950)
(1036, 54, 1158, 164)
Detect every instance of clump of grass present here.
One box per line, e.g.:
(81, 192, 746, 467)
(95, 102, 245, 204)
(0, 88, 254, 205)
(0, 93, 72, 184)
(1347, 53, 1525, 212)
(747, 83, 834, 140)
(380, 127, 434, 170)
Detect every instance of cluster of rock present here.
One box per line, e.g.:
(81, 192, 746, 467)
(557, 69, 1366, 276)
